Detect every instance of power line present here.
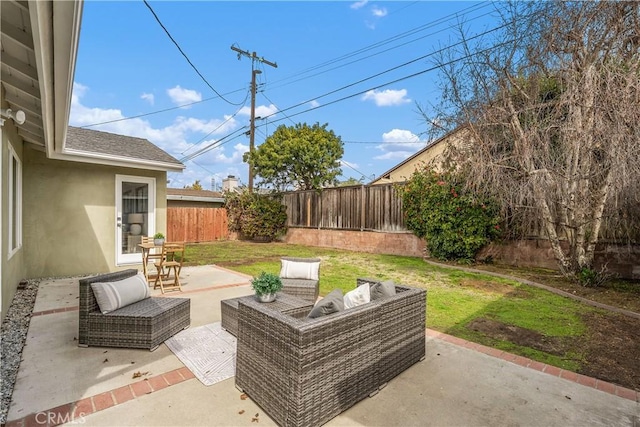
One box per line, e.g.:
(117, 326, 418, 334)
(179, 90, 250, 156)
(143, 0, 244, 106)
(341, 160, 369, 181)
(178, 126, 248, 163)
(80, 3, 495, 130)
(176, 12, 539, 166)
(342, 140, 423, 144)
(79, 91, 243, 128)
(253, 19, 524, 128)
(266, 2, 493, 90)
(260, 92, 297, 126)
(184, 34, 525, 166)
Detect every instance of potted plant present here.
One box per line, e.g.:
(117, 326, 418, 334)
(250, 272, 283, 302)
(153, 232, 165, 246)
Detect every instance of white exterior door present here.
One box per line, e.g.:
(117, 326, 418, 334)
(116, 175, 156, 265)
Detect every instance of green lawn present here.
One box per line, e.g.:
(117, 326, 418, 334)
(185, 240, 599, 371)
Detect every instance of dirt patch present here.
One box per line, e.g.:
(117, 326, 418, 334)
(467, 318, 571, 356)
(579, 311, 640, 391)
(467, 315, 640, 391)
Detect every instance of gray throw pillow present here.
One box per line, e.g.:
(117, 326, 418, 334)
(370, 280, 396, 300)
(308, 289, 344, 318)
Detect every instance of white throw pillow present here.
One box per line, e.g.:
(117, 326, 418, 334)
(91, 272, 150, 314)
(280, 259, 320, 280)
(343, 283, 371, 309)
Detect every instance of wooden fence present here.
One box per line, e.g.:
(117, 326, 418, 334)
(167, 207, 229, 243)
(282, 183, 407, 232)
(166, 185, 637, 246)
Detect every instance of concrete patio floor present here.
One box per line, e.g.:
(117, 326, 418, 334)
(4, 264, 640, 427)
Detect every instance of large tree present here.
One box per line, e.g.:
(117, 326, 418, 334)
(428, 1, 640, 278)
(246, 122, 344, 191)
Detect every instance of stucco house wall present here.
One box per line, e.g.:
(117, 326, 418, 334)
(23, 146, 168, 278)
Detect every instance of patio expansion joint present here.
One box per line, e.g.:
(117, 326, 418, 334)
(425, 328, 639, 403)
(4, 368, 196, 427)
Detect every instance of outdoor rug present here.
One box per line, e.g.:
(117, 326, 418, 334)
(165, 322, 236, 386)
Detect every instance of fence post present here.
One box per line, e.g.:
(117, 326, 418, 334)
(360, 185, 366, 231)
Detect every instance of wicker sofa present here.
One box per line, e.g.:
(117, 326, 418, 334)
(235, 278, 426, 427)
(78, 269, 191, 351)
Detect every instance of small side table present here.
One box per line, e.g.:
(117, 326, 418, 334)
(221, 293, 314, 337)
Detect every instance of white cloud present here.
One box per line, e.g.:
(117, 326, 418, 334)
(373, 128, 425, 160)
(141, 93, 154, 105)
(309, 100, 320, 108)
(69, 82, 248, 188)
(362, 89, 411, 106)
(350, 0, 368, 10)
(239, 104, 278, 119)
(382, 129, 421, 144)
(167, 85, 202, 108)
(371, 6, 387, 17)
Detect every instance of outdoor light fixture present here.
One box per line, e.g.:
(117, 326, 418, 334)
(0, 108, 26, 126)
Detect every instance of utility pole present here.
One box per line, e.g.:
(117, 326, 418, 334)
(231, 45, 277, 192)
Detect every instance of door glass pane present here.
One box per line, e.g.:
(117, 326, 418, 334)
(122, 181, 149, 255)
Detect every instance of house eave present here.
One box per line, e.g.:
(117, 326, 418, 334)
(51, 148, 186, 172)
(30, 0, 83, 157)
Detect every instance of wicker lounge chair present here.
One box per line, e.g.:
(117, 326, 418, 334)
(279, 257, 321, 302)
(235, 279, 426, 427)
(78, 269, 190, 351)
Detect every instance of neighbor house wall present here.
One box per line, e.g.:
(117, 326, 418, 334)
(23, 146, 167, 278)
(1, 123, 26, 321)
(370, 128, 470, 185)
(376, 141, 449, 183)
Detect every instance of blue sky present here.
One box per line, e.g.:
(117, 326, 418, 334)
(71, 1, 499, 190)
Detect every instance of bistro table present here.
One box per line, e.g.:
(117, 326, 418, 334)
(138, 241, 163, 284)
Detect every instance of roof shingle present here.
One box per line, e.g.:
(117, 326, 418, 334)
(65, 126, 183, 167)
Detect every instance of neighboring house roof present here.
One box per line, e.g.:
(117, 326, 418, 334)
(0, 0, 82, 154)
(369, 127, 470, 185)
(65, 127, 185, 172)
(167, 188, 225, 203)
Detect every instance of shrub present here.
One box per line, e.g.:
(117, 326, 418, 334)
(224, 190, 288, 241)
(400, 168, 502, 261)
(577, 267, 609, 288)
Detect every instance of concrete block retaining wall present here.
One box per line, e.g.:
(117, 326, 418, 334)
(283, 228, 640, 280)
